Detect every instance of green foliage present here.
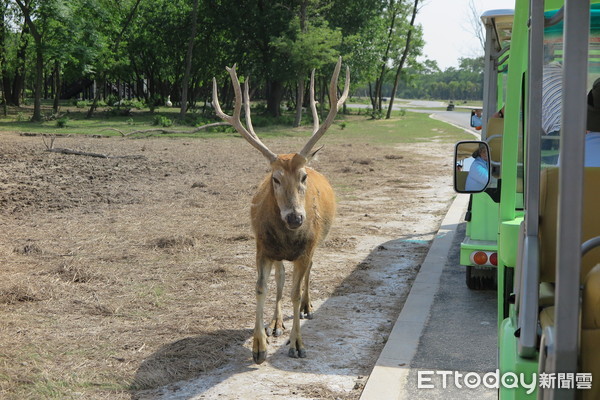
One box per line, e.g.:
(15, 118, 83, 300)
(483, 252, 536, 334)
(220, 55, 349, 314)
(56, 116, 69, 128)
(152, 115, 172, 127)
(394, 56, 485, 100)
(0, 0, 440, 122)
(74, 100, 89, 108)
(106, 95, 119, 107)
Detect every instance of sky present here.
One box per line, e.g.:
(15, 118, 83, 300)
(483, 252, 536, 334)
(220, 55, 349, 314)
(415, 0, 516, 71)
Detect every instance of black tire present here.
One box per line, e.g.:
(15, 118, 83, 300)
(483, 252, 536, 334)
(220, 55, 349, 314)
(466, 265, 497, 290)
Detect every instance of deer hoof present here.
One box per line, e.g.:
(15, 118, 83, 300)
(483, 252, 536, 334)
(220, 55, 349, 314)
(253, 350, 267, 364)
(288, 347, 307, 359)
(300, 312, 314, 320)
(266, 327, 283, 337)
(266, 323, 284, 337)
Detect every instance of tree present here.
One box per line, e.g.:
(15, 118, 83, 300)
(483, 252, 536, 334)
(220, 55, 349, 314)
(386, 0, 421, 119)
(179, 0, 199, 119)
(86, 0, 142, 119)
(14, 0, 43, 121)
(271, 2, 342, 126)
(368, 0, 423, 118)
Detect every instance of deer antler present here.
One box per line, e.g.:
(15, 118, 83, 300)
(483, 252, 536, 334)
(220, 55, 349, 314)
(212, 65, 278, 163)
(299, 57, 350, 158)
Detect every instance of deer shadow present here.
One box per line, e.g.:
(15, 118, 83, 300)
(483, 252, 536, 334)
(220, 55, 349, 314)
(130, 230, 440, 399)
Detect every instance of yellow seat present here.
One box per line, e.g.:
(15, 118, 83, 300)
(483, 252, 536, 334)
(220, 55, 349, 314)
(538, 167, 600, 283)
(539, 306, 554, 331)
(581, 265, 600, 400)
(486, 117, 504, 137)
(537, 168, 600, 396)
(485, 117, 504, 164)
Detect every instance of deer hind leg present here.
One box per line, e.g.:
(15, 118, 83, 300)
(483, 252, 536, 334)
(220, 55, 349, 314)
(253, 255, 273, 364)
(300, 261, 314, 319)
(266, 260, 285, 337)
(288, 256, 312, 359)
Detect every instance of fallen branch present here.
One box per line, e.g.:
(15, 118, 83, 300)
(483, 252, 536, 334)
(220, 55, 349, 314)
(42, 134, 145, 160)
(104, 121, 230, 137)
(46, 148, 109, 158)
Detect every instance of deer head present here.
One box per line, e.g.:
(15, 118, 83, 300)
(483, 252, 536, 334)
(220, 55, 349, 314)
(212, 57, 349, 230)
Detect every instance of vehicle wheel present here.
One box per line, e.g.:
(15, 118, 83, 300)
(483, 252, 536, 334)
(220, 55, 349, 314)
(466, 265, 497, 290)
(466, 265, 481, 290)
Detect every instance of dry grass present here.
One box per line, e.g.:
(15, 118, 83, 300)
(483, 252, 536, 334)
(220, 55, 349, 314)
(0, 116, 463, 399)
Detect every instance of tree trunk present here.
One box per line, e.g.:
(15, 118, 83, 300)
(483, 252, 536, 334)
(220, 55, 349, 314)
(86, 77, 103, 119)
(10, 25, 30, 106)
(293, 0, 308, 127)
(179, 0, 198, 120)
(53, 60, 61, 114)
(15, 0, 42, 120)
(293, 78, 305, 127)
(0, 0, 9, 114)
(373, 0, 397, 115)
(386, 0, 419, 119)
(266, 80, 284, 117)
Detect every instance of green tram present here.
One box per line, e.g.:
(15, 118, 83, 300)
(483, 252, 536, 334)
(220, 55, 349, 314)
(457, 9, 513, 290)
(454, 0, 600, 398)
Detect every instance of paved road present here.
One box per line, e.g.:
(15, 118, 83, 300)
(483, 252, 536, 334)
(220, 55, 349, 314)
(359, 116, 497, 400)
(348, 101, 477, 136)
(403, 221, 497, 399)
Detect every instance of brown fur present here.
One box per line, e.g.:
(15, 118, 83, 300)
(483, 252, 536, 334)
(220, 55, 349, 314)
(252, 155, 335, 261)
(212, 59, 348, 364)
(249, 153, 335, 363)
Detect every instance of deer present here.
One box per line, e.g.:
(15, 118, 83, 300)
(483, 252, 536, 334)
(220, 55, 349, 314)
(212, 57, 349, 364)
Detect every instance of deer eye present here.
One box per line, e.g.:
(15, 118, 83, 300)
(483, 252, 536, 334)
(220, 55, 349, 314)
(272, 177, 281, 185)
(301, 174, 308, 184)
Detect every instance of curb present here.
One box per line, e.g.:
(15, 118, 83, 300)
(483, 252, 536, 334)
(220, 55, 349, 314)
(359, 194, 470, 400)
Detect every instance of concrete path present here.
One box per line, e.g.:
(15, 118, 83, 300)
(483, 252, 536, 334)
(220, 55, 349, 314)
(359, 194, 498, 400)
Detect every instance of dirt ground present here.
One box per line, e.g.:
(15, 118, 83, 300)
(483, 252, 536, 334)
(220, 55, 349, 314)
(0, 121, 461, 399)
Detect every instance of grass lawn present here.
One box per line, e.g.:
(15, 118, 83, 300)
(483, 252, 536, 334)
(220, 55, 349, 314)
(0, 101, 471, 145)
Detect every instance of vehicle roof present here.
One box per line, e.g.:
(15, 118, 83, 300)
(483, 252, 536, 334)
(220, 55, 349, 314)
(481, 9, 515, 50)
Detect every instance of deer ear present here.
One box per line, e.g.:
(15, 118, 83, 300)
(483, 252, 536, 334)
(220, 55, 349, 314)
(306, 146, 324, 162)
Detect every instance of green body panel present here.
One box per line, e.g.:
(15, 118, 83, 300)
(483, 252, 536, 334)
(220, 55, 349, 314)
(499, 217, 523, 268)
(499, 317, 539, 399)
(459, 239, 497, 266)
(460, 193, 500, 266)
(469, 193, 499, 240)
(499, 0, 528, 225)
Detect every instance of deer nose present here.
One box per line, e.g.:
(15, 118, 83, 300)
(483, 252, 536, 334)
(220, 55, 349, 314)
(286, 213, 304, 229)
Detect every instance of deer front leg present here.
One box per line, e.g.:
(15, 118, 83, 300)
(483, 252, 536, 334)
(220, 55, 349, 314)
(300, 261, 313, 319)
(288, 257, 311, 359)
(253, 255, 273, 364)
(266, 260, 285, 337)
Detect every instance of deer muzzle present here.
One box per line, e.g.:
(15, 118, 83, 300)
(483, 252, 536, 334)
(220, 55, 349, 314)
(283, 210, 305, 230)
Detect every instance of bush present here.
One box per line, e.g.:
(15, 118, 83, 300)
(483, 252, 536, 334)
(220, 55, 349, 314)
(106, 94, 119, 107)
(105, 107, 132, 117)
(56, 117, 69, 128)
(182, 113, 212, 127)
(153, 115, 172, 127)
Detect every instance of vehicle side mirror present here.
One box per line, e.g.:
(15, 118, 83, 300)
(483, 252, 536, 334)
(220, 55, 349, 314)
(454, 141, 491, 193)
